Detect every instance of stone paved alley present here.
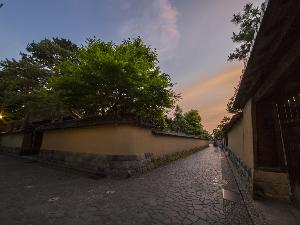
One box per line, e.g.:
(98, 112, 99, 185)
(0, 145, 253, 225)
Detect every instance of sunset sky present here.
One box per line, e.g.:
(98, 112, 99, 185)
(0, 0, 263, 131)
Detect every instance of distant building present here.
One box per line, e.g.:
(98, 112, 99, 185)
(224, 0, 300, 203)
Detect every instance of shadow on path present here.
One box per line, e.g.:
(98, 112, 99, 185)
(0, 146, 252, 225)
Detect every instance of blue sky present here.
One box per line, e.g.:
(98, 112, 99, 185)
(0, 0, 263, 131)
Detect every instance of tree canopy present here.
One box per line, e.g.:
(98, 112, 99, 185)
(49, 37, 179, 128)
(226, 94, 241, 115)
(212, 116, 231, 140)
(169, 105, 210, 138)
(184, 110, 203, 136)
(228, 3, 262, 62)
(225, 2, 264, 118)
(26, 37, 78, 71)
(0, 36, 210, 136)
(170, 105, 187, 133)
(0, 38, 78, 121)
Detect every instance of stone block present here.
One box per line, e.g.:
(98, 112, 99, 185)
(0, 146, 22, 155)
(38, 149, 154, 177)
(254, 170, 291, 201)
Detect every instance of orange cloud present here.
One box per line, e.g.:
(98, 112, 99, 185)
(181, 65, 243, 104)
(179, 64, 243, 132)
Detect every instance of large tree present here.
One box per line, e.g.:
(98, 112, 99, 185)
(228, 3, 262, 63)
(183, 109, 203, 136)
(0, 38, 78, 121)
(25, 37, 78, 71)
(170, 105, 187, 132)
(226, 3, 264, 115)
(50, 37, 179, 128)
(169, 105, 207, 137)
(0, 57, 49, 120)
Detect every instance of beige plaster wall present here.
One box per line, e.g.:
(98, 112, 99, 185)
(243, 99, 254, 169)
(41, 124, 208, 156)
(0, 133, 24, 148)
(228, 119, 243, 160)
(133, 127, 208, 157)
(227, 99, 254, 170)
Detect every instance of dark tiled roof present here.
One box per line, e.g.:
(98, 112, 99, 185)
(234, 0, 300, 109)
(40, 115, 204, 139)
(39, 114, 155, 131)
(152, 130, 202, 139)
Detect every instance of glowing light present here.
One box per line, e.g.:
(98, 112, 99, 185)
(0, 114, 3, 120)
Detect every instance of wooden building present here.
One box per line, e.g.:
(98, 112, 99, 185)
(224, 0, 300, 202)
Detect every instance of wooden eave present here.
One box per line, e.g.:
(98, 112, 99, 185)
(234, 0, 300, 109)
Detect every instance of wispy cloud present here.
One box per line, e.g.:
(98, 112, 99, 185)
(180, 65, 243, 104)
(179, 64, 243, 132)
(119, 0, 180, 61)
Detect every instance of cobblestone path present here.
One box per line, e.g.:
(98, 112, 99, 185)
(0, 145, 252, 225)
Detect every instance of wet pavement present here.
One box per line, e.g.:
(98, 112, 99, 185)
(0, 145, 252, 225)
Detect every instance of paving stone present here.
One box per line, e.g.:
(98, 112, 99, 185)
(0, 145, 252, 225)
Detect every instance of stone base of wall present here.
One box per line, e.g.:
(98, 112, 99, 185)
(39, 149, 154, 177)
(293, 184, 300, 204)
(152, 147, 206, 167)
(39, 147, 207, 177)
(223, 148, 292, 202)
(223, 147, 252, 192)
(0, 146, 22, 155)
(253, 170, 291, 201)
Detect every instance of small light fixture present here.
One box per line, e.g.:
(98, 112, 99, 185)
(0, 113, 3, 120)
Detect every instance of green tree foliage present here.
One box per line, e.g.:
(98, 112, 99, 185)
(227, 3, 264, 114)
(170, 105, 186, 132)
(25, 38, 78, 71)
(226, 96, 235, 114)
(184, 109, 203, 136)
(50, 37, 179, 128)
(226, 95, 241, 114)
(0, 57, 49, 120)
(212, 116, 231, 140)
(228, 3, 262, 62)
(0, 38, 78, 121)
(169, 105, 210, 138)
(201, 130, 212, 140)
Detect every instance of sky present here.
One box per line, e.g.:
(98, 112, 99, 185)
(0, 0, 263, 132)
